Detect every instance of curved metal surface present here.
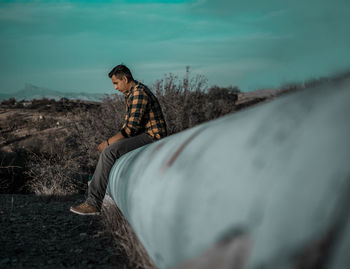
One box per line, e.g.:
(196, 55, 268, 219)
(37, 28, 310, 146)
(107, 78, 350, 269)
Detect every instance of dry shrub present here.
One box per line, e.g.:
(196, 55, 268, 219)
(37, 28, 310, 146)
(100, 93, 126, 132)
(5, 112, 29, 132)
(64, 108, 103, 171)
(24, 143, 85, 198)
(279, 70, 350, 94)
(22, 94, 126, 197)
(64, 95, 125, 173)
(101, 203, 156, 269)
(153, 67, 239, 135)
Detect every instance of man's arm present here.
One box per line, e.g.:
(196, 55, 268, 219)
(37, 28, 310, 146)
(98, 131, 125, 153)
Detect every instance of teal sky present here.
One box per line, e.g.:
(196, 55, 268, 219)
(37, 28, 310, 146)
(0, 0, 349, 94)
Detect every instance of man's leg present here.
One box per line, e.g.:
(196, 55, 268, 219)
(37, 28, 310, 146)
(70, 133, 153, 215)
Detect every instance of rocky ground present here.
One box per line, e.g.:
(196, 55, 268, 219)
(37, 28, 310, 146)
(0, 107, 70, 154)
(0, 194, 130, 269)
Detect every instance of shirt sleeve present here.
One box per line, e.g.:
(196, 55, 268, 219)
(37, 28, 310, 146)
(120, 89, 149, 138)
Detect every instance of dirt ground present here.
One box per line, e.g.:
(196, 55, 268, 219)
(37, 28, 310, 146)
(0, 194, 130, 268)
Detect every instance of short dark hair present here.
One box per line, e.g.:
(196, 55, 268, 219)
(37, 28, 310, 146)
(108, 64, 134, 82)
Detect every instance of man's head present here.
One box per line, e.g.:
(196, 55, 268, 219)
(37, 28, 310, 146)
(108, 64, 135, 94)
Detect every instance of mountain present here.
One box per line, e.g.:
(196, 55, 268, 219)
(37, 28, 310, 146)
(0, 83, 105, 102)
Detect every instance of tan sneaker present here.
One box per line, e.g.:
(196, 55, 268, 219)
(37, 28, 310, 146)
(70, 203, 100, 216)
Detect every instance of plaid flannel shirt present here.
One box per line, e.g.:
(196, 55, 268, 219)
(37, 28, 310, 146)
(120, 81, 167, 140)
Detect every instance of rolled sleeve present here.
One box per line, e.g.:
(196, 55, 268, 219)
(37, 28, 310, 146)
(120, 89, 149, 137)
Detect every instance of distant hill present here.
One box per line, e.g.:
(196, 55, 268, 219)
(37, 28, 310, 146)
(0, 83, 105, 102)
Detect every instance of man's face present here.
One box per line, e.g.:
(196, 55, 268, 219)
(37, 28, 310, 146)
(111, 75, 129, 94)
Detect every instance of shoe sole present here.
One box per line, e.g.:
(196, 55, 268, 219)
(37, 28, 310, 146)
(70, 207, 101, 216)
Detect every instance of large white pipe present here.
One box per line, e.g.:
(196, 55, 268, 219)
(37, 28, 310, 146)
(107, 78, 350, 269)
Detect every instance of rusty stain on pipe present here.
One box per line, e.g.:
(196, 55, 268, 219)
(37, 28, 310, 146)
(161, 128, 204, 175)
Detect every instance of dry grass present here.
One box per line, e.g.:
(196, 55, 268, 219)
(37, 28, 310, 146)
(63, 94, 125, 173)
(153, 67, 239, 135)
(24, 145, 85, 197)
(101, 202, 156, 269)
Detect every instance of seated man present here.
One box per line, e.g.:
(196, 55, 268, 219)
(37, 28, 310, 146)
(70, 64, 167, 215)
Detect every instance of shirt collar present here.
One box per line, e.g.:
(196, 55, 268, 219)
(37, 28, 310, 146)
(125, 80, 138, 98)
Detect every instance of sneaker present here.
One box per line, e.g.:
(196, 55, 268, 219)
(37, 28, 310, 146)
(70, 203, 100, 216)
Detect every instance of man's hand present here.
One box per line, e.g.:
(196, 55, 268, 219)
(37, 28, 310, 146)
(97, 131, 126, 153)
(98, 140, 109, 153)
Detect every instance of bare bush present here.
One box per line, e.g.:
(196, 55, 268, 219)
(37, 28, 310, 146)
(64, 96, 125, 173)
(153, 66, 239, 135)
(25, 144, 85, 198)
(6, 112, 29, 131)
(1, 97, 16, 107)
(64, 108, 102, 171)
(100, 93, 125, 133)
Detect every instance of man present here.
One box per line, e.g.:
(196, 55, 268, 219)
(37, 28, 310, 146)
(70, 64, 167, 215)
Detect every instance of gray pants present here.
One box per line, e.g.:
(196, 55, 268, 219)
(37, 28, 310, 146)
(86, 133, 154, 209)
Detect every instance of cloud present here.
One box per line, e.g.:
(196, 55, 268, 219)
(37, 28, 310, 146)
(0, 2, 74, 23)
(1, 0, 349, 93)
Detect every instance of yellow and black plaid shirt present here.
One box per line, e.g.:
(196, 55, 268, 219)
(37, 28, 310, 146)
(120, 81, 167, 141)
